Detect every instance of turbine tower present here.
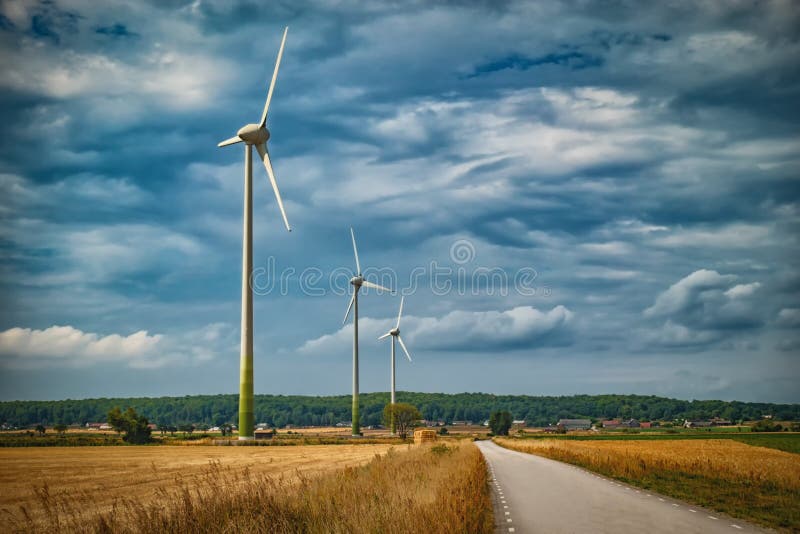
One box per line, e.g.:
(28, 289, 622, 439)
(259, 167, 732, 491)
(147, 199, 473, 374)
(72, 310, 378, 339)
(217, 27, 290, 440)
(378, 296, 413, 435)
(343, 228, 391, 436)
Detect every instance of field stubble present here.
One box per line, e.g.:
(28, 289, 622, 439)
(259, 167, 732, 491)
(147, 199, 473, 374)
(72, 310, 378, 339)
(495, 436, 800, 531)
(4, 440, 492, 533)
(1, 444, 395, 527)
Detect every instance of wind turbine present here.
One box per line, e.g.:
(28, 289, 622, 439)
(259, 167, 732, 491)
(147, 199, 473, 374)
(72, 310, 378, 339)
(343, 227, 391, 436)
(217, 27, 290, 440)
(378, 296, 413, 435)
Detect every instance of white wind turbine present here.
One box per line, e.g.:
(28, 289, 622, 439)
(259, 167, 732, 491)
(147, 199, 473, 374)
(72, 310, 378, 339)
(217, 27, 290, 440)
(343, 227, 391, 436)
(378, 296, 413, 435)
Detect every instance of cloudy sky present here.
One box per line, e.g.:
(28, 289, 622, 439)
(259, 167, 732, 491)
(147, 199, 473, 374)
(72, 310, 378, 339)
(0, 0, 798, 403)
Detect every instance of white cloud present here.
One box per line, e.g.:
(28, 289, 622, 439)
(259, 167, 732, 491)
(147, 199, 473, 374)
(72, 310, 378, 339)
(776, 308, 800, 328)
(646, 320, 722, 348)
(299, 305, 573, 355)
(644, 269, 736, 317)
(724, 282, 761, 299)
(0, 323, 233, 370)
(651, 224, 773, 249)
(644, 270, 765, 348)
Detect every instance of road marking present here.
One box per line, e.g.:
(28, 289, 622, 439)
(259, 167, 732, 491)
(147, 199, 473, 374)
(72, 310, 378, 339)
(672, 503, 680, 507)
(503, 505, 508, 509)
(659, 498, 665, 502)
(505, 511, 510, 515)
(731, 525, 742, 530)
(645, 494, 651, 497)
(689, 509, 697, 513)
(708, 516, 718, 520)
(508, 529, 515, 533)
(507, 519, 512, 523)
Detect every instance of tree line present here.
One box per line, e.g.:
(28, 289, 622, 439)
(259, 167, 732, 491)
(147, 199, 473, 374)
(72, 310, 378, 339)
(1, 392, 797, 428)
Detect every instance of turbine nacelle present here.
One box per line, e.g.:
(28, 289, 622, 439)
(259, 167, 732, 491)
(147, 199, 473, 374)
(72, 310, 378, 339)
(217, 27, 290, 233)
(350, 275, 364, 287)
(390, 327, 400, 336)
(236, 123, 270, 145)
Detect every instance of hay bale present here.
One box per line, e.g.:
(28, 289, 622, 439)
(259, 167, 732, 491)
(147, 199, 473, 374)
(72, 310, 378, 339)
(414, 429, 437, 444)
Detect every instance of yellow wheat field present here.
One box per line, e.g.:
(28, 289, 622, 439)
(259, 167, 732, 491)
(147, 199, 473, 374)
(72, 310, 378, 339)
(496, 438, 800, 488)
(0, 444, 399, 523)
(3, 441, 492, 534)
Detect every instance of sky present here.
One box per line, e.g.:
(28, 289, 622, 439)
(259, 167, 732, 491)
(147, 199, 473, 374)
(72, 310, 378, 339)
(0, 0, 798, 403)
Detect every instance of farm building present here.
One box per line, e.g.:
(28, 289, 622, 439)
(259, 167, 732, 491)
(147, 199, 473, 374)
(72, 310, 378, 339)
(684, 420, 713, 428)
(602, 419, 621, 429)
(556, 419, 591, 431)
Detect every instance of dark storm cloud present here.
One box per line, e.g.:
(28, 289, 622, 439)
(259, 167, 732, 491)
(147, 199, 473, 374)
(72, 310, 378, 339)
(0, 0, 798, 402)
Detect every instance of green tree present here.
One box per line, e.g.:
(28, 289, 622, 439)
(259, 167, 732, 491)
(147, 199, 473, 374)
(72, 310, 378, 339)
(107, 407, 126, 435)
(489, 411, 512, 436)
(54, 423, 68, 435)
(106, 407, 152, 444)
(35, 424, 46, 436)
(383, 403, 421, 440)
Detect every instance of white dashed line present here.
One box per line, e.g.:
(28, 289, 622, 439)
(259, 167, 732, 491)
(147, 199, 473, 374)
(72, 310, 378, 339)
(505, 511, 510, 515)
(503, 505, 508, 509)
(689, 509, 697, 513)
(658, 498, 665, 502)
(508, 529, 515, 533)
(708, 516, 718, 520)
(645, 494, 651, 497)
(731, 525, 742, 530)
(672, 503, 680, 507)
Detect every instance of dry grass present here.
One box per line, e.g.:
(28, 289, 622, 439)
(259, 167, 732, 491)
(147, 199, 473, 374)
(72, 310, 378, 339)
(496, 437, 800, 531)
(4, 441, 492, 534)
(0, 443, 396, 525)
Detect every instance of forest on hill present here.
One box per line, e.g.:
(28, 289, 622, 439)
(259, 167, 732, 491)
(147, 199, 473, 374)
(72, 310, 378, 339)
(1, 393, 798, 428)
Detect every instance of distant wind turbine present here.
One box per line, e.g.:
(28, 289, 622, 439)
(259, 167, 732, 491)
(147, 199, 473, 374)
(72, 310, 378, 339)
(343, 227, 391, 436)
(217, 27, 290, 440)
(378, 296, 413, 435)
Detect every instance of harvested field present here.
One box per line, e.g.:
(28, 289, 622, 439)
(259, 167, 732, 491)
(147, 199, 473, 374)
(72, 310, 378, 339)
(4, 441, 492, 534)
(495, 436, 800, 531)
(0, 443, 398, 524)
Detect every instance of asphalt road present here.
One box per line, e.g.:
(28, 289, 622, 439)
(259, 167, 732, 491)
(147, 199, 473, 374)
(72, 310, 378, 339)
(476, 440, 771, 534)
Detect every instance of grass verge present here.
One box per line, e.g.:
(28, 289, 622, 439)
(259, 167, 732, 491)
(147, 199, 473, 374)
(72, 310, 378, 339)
(10, 441, 493, 533)
(495, 436, 800, 532)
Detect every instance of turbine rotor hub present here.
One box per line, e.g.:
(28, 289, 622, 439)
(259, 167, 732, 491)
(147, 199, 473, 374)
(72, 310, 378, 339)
(237, 123, 270, 145)
(350, 275, 363, 286)
(390, 328, 399, 336)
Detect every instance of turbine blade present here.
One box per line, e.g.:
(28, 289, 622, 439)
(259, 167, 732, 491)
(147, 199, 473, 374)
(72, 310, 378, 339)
(343, 294, 355, 324)
(350, 227, 361, 274)
(259, 26, 288, 127)
(362, 280, 391, 293)
(397, 335, 413, 362)
(255, 143, 291, 232)
(378, 332, 392, 340)
(218, 136, 243, 147)
(396, 296, 404, 329)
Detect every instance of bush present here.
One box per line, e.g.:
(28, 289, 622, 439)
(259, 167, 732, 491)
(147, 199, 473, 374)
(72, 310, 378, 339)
(751, 420, 783, 433)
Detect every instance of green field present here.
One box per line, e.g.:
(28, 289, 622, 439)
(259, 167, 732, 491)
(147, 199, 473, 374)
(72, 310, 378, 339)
(518, 432, 800, 454)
